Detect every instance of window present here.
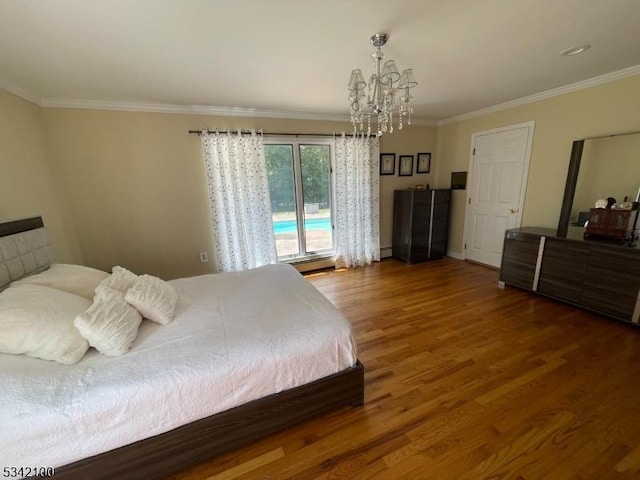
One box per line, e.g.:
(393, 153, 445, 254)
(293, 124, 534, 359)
(264, 137, 334, 260)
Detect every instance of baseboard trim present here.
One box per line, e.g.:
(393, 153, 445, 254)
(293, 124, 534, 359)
(446, 250, 465, 260)
(291, 257, 335, 273)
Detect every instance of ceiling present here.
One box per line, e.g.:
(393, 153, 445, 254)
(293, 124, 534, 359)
(0, 0, 639, 123)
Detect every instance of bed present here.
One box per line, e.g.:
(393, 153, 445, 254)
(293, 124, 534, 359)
(0, 217, 364, 480)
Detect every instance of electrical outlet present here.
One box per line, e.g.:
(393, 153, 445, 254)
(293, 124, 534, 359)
(199, 251, 209, 263)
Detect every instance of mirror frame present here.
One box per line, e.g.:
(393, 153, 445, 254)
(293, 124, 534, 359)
(557, 140, 584, 238)
(557, 131, 640, 238)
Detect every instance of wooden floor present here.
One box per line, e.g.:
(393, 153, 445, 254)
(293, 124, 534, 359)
(171, 258, 640, 480)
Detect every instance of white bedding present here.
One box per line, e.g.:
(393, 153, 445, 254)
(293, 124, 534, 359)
(0, 264, 357, 470)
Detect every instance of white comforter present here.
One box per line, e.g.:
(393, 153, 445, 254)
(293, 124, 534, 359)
(0, 264, 357, 470)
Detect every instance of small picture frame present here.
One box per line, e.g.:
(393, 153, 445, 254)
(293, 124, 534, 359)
(451, 171, 467, 190)
(380, 153, 395, 175)
(417, 152, 431, 174)
(399, 155, 413, 176)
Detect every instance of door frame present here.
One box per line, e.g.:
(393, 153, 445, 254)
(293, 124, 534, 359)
(462, 121, 535, 261)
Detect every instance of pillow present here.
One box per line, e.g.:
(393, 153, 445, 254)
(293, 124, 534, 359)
(125, 274, 178, 325)
(12, 263, 109, 300)
(0, 284, 90, 365)
(96, 266, 138, 294)
(75, 287, 142, 356)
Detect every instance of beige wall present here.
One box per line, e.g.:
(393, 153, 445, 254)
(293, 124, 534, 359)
(0, 90, 82, 263)
(6, 73, 639, 277)
(377, 126, 438, 251)
(40, 106, 433, 278)
(437, 74, 640, 256)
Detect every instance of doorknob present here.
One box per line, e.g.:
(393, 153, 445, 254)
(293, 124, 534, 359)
(505, 208, 517, 214)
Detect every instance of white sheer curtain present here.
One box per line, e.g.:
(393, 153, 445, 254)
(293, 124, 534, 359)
(200, 130, 277, 272)
(333, 134, 380, 268)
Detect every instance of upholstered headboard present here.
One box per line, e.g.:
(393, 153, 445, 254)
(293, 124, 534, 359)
(0, 217, 55, 291)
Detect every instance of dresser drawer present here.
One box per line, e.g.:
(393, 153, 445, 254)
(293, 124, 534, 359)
(581, 287, 636, 321)
(500, 233, 541, 291)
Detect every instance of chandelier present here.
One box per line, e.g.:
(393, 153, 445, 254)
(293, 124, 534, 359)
(348, 33, 417, 136)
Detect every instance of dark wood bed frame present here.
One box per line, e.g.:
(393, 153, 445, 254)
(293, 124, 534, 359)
(55, 362, 364, 480)
(1, 218, 365, 480)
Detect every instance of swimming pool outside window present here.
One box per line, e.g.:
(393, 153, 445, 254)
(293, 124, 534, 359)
(265, 139, 334, 260)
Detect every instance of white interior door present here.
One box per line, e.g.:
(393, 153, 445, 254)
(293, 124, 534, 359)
(464, 122, 534, 267)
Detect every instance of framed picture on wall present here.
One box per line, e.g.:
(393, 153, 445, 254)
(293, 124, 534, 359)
(380, 153, 395, 175)
(417, 152, 431, 173)
(399, 155, 414, 176)
(451, 171, 467, 189)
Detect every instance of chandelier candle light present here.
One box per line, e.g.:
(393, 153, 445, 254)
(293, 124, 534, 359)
(348, 33, 417, 136)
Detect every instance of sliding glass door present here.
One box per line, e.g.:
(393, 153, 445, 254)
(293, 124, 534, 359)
(265, 138, 334, 260)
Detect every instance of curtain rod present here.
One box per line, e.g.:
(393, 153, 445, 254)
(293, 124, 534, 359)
(188, 129, 375, 138)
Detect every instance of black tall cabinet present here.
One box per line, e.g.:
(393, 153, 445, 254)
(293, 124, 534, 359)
(392, 189, 451, 263)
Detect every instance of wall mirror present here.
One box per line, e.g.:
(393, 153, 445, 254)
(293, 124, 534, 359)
(557, 131, 640, 238)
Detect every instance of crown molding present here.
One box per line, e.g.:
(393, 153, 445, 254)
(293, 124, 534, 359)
(0, 81, 438, 125)
(438, 64, 640, 126)
(410, 118, 438, 127)
(0, 76, 41, 105)
(8, 64, 636, 127)
(39, 98, 357, 123)
(39, 97, 437, 126)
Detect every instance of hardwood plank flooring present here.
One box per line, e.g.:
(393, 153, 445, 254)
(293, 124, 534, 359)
(171, 258, 640, 479)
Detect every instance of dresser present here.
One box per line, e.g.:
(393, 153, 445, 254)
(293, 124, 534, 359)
(392, 189, 451, 263)
(500, 227, 640, 324)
